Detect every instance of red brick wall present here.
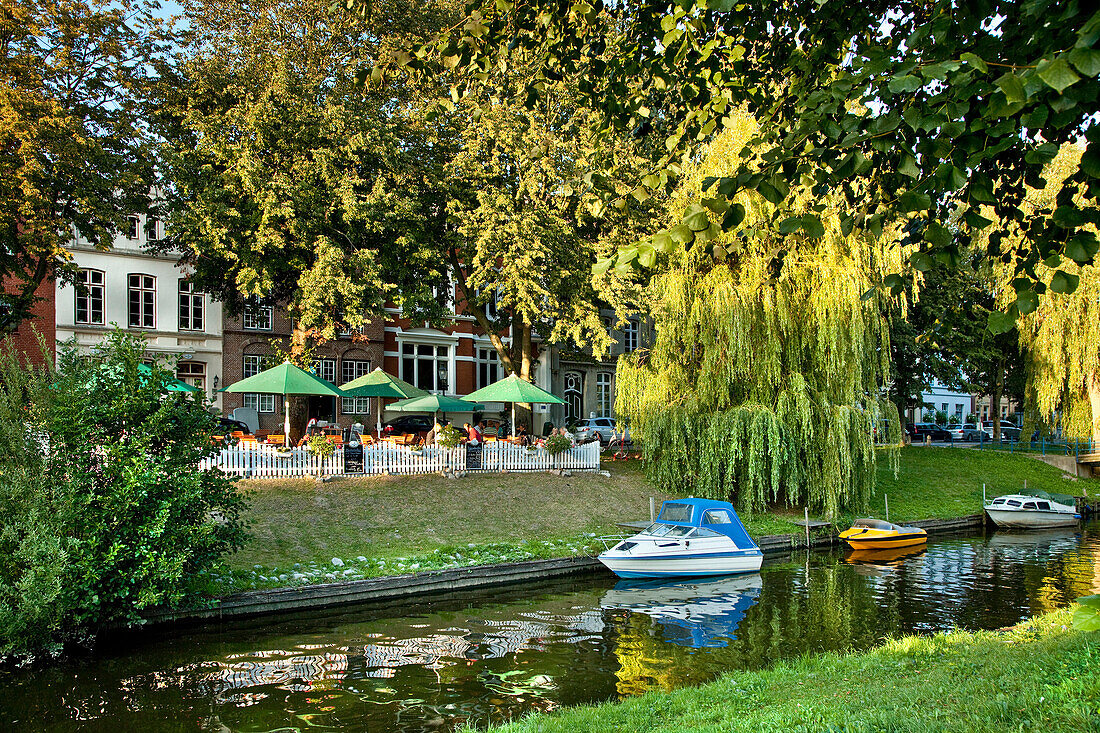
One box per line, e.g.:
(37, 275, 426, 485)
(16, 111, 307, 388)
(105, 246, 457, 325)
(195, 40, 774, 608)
(1, 277, 55, 368)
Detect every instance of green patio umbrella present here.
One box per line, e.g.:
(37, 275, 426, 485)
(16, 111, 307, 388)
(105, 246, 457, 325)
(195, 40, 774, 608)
(388, 393, 486, 423)
(340, 367, 429, 436)
(463, 374, 565, 438)
(222, 361, 344, 445)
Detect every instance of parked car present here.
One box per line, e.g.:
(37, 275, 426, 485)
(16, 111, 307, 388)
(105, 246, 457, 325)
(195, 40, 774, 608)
(907, 422, 952, 442)
(572, 417, 630, 446)
(982, 420, 1022, 440)
(383, 415, 435, 436)
(947, 423, 986, 442)
(215, 417, 252, 435)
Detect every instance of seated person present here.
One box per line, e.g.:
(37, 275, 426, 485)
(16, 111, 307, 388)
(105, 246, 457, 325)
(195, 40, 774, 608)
(424, 420, 442, 446)
(465, 421, 482, 444)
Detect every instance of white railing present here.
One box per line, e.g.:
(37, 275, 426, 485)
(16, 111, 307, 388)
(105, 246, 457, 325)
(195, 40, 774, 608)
(201, 440, 601, 479)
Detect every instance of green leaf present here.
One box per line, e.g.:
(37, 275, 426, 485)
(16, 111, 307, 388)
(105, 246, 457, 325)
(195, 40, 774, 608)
(860, 286, 877, 301)
(1016, 289, 1038, 315)
(1080, 149, 1100, 178)
(1068, 47, 1100, 77)
(964, 210, 993, 230)
(1078, 594, 1100, 610)
(683, 203, 711, 231)
(1072, 599, 1100, 632)
(898, 190, 931, 212)
(1037, 56, 1081, 93)
(637, 244, 657, 269)
(702, 197, 728, 214)
(910, 251, 934, 272)
(987, 309, 1017, 334)
(883, 273, 905, 293)
(959, 52, 988, 74)
(1050, 270, 1080, 294)
(995, 72, 1027, 104)
(757, 180, 783, 204)
(651, 231, 676, 254)
(591, 256, 613, 276)
(887, 74, 922, 93)
(669, 223, 694, 244)
(722, 203, 746, 230)
(1065, 232, 1099, 263)
(898, 154, 920, 179)
(778, 216, 802, 234)
(801, 214, 825, 238)
(924, 221, 952, 248)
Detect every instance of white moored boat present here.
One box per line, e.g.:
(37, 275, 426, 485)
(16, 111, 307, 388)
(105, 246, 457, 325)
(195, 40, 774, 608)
(598, 498, 763, 578)
(984, 490, 1080, 529)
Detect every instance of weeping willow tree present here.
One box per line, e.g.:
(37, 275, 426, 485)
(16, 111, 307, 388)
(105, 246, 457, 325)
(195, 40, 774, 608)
(616, 117, 904, 518)
(994, 146, 1100, 445)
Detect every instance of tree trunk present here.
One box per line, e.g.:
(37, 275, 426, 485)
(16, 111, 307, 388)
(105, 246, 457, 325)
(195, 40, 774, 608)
(288, 321, 310, 443)
(991, 357, 1004, 442)
(446, 247, 517, 374)
(516, 317, 533, 433)
(1088, 368, 1100, 447)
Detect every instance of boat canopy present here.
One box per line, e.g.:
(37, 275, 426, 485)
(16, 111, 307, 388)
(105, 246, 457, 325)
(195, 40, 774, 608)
(1020, 488, 1077, 507)
(656, 499, 758, 550)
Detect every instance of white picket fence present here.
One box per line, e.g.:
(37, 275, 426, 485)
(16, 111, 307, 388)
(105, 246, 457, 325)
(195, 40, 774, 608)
(201, 440, 601, 478)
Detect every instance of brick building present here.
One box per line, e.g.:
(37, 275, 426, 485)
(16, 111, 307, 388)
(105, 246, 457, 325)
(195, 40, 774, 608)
(1, 277, 56, 368)
(220, 304, 386, 434)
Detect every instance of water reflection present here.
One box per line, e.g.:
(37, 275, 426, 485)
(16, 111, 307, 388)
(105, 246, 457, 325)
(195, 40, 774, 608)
(601, 574, 761, 648)
(2, 524, 1098, 732)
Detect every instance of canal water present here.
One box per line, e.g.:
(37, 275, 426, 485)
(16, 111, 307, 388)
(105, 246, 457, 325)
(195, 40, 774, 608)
(3, 525, 1098, 732)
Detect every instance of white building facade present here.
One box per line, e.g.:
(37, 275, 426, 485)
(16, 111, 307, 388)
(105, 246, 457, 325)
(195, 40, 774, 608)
(919, 380, 974, 423)
(55, 214, 224, 408)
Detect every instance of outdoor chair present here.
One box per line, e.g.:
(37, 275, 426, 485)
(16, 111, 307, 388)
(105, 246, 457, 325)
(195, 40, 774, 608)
(266, 435, 285, 446)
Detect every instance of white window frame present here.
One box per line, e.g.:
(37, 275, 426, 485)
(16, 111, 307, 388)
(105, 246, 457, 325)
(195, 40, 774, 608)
(243, 393, 276, 413)
(243, 354, 268, 378)
(127, 273, 156, 329)
(75, 268, 104, 325)
(622, 318, 639, 353)
(476, 347, 501, 390)
(313, 357, 337, 383)
(127, 216, 139, 240)
(176, 360, 206, 391)
(400, 341, 452, 393)
(596, 371, 613, 417)
(178, 279, 204, 331)
(340, 358, 372, 414)
(242, 299, 273, 331)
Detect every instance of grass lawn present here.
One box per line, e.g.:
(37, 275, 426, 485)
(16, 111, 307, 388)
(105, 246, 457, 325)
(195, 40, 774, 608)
(216, 447, 1094, 592)
(468, 609, 1099, 733)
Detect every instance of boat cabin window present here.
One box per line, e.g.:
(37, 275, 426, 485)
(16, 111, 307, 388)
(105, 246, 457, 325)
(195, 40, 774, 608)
(644, 523, 694, 538)
(1036, 501, 1050, 510)
(703, 510, 733, 525)
(991, 498, 1006, 505)
(658, 503, 693, 523)
(1022, 502, 1037, 509)
(1007, 500, 1022, 507)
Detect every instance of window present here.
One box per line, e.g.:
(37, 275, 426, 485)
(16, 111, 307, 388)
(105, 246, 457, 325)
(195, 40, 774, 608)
(313, 358, 336, 383)
(75, 269, 104, 325)
(145, 217, 162, 242)
(433, 284, 454, 314)
(400, 343, 450, 393)
(622, 318, 639, 353)
(128, 274, 156, 328)
(941, 403, 948, 412)
(954, 404, 964, 417)
(340, 359, 372, 414)
(703, 510, 732, 524)
(596, 372, 612, 417)
(176, 361, 205, 391)
(178, 279, 204, 331)
(242, 299, 273, 331)
(658, 503, 693, 523)
(242, 354, 269, 378)
(243, 393, 277, 413)
(476, 347, 501, 389)
(127, 216, 139, 239)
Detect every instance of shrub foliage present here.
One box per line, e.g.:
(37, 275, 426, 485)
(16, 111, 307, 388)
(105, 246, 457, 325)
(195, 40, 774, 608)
(0, 331, 247, 660)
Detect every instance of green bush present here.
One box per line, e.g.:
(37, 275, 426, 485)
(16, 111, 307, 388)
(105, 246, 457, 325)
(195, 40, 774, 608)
(0, 331, 247, 661)
(544, 434, 573, 455)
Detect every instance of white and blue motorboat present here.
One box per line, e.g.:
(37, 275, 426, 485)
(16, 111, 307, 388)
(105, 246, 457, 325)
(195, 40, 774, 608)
(598, 498, 763, 578)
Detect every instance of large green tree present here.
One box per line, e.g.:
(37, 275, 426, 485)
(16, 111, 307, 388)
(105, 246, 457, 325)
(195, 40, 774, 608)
(0, 0, 166, 333)
(615, 119, 903, 517)
(382, 0, 1100, 325)
(156, 0, 457, 350)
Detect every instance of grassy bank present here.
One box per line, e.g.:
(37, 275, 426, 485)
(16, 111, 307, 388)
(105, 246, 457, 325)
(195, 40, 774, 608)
(468, 610, 1099, 733)
(215, 447, 1092, 592)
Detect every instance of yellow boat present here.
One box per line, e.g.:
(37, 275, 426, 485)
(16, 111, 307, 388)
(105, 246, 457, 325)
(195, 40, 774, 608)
(839, 518, 927, 550)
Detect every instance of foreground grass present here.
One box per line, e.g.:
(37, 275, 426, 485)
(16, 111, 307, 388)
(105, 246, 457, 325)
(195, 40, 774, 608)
(470, 610, 1099, 733)
(215, 448, 1093, 592)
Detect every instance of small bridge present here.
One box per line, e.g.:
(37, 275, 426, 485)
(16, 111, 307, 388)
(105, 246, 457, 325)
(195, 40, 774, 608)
(1079, 452, 1100, 465)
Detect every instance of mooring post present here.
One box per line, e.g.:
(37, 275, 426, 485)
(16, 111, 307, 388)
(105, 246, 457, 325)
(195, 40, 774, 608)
(804, 507, 810, 547)
(983, 483, 986, 506)
(885, 494, 889, 522)
(649, 497, 655, 523)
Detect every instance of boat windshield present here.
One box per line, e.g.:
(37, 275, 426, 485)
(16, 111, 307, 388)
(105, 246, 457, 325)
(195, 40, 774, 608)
(642, 523, 694, 538)
(852, 518, 898, 531)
